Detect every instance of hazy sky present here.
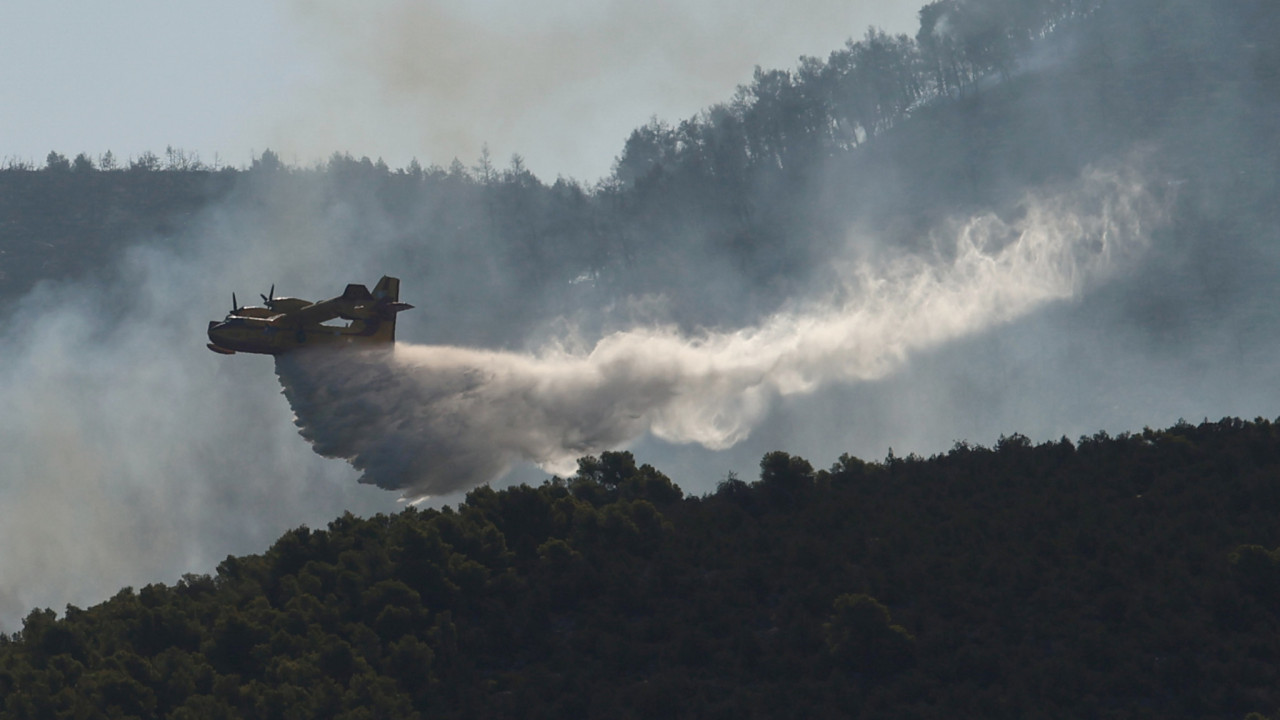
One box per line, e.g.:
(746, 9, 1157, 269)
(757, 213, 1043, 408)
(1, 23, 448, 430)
(1, 0, 920, 181)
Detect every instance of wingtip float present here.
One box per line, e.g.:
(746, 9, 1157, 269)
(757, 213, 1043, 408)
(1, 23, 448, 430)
(207, 276, 413, 356)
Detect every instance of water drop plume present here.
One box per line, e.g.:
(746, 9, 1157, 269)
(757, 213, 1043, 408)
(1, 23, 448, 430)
(276, 167, 1164, 498)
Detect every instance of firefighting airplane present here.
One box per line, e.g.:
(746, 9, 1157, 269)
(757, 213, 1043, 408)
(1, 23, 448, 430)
(207, 276, 412, 355)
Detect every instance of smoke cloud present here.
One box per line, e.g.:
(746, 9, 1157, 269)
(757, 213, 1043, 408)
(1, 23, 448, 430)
(272, 0, 922, 180)
(277, 167, 1163, 498)
(0, 182, 406, 632)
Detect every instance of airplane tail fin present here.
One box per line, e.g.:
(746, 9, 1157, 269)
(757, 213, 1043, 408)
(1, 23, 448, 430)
(373, 276, 400, 302)
(369, 276, 410, 343)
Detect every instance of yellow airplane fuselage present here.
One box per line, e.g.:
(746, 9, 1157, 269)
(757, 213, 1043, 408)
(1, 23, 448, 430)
(206, 315, 392, 355)
(207, 276, 410, 355)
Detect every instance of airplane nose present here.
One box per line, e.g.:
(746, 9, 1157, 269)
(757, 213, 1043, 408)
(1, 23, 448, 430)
(208, 321, 229, 342)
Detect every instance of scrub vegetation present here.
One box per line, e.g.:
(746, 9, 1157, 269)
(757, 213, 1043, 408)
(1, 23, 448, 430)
(5, 419, 1280, 717)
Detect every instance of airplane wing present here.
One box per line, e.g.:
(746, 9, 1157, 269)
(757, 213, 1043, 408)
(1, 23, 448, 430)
(259, 281, 407, 328)
(277, 299, 346, 327)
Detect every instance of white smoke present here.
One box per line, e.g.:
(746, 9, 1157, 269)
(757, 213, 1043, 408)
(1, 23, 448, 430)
(270, 0, 923, 180)
(277, 166, 1163, 498)
(0, 162, 1163, 630)
(0, 183, 402, 632)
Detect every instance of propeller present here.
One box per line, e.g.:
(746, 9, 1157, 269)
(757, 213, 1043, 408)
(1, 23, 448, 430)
(231, 292, 238, 313)
(260, 283, 275, 306)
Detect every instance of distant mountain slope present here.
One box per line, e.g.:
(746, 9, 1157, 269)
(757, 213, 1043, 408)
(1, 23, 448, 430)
(0, 170, 234, 300)
(4, 417, 1280, 718)
(2, 1, 1275, 344)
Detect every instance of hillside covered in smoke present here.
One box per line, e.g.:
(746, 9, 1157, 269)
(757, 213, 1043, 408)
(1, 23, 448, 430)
(5, 418, 1280, 718)
(0, 0, 1278, 641)
(6, 0, 1274, 339)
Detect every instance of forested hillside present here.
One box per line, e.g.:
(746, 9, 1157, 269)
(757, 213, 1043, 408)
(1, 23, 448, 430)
(5, 418, 1280, 718)
(4, 0, 1274, 342)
